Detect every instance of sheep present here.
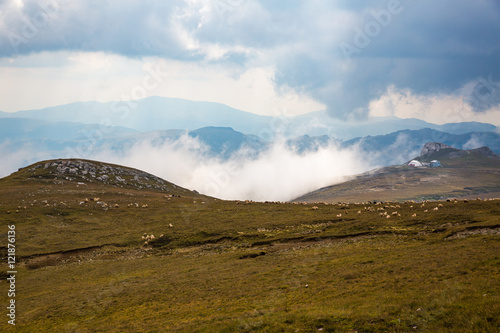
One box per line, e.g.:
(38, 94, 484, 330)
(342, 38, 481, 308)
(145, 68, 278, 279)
(168, 223, 173, 228)
(386, 214, 391, 219)
(142, 234, 156, 245)
(433, 207, 439, 211)
(312, 206, 319, 210)
(114, 204, 119, 208)
(142, 204, 148, 208)
(424, 209, 428, 213)
(438, 203, 443, 207)
(412, 213, 417, 217)
(392, 211, 398, 215)
(336, 213, 342, 218)
(357, 210, 361, 214)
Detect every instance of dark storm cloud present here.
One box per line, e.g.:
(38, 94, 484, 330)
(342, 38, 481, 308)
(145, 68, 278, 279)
(0, 0, 189, 58)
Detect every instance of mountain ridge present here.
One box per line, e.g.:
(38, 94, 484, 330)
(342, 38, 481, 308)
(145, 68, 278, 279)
(0, 96, 496, 139)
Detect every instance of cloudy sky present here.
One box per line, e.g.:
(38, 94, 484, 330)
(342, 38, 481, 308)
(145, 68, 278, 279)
(1, 0, 500, 124)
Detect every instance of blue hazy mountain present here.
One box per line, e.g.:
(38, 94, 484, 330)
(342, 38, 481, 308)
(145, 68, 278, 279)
(1, 97, 497, 140)
(188, 127, 267, 158)
(1, 97, 273, 135)
(0, 118, 136, 141)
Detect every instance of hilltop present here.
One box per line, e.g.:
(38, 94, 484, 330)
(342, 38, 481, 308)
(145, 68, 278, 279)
(294, 143, 500, 203)
(0, 158, 499, 332)
(10, 159, 185, 193)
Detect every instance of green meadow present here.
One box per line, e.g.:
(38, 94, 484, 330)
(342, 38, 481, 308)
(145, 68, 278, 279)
(0, 160, 499, 332)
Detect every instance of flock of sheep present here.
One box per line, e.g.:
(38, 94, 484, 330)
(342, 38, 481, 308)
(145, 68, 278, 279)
(306, 198, 500, 219)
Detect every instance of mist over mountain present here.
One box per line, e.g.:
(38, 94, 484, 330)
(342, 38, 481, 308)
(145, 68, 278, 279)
(343, 128, 500, 166)
(2, 97, 500, 201)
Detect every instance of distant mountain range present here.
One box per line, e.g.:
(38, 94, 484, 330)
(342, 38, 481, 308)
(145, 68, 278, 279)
(1, 96, 496, 139)
(343, 128, 500, 166)
(2, 96, 500, 178)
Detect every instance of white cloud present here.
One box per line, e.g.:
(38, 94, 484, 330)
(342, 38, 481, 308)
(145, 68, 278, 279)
(368, 85, 500, 126)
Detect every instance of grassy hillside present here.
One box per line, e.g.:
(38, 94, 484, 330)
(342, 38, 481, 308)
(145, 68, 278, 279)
(0, 159, 499, 332)
(295, 146, 500, 203)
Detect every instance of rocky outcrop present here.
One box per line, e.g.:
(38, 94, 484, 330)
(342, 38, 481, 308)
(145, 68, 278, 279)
(420, 142, 454, 156)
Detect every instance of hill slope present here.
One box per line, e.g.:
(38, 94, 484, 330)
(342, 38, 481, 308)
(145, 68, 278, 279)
(0, 159, 499, 332)
(294, 143, 500, 203)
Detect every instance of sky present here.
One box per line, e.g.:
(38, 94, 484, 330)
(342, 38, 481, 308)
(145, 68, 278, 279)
(1, 0, 500, 124)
